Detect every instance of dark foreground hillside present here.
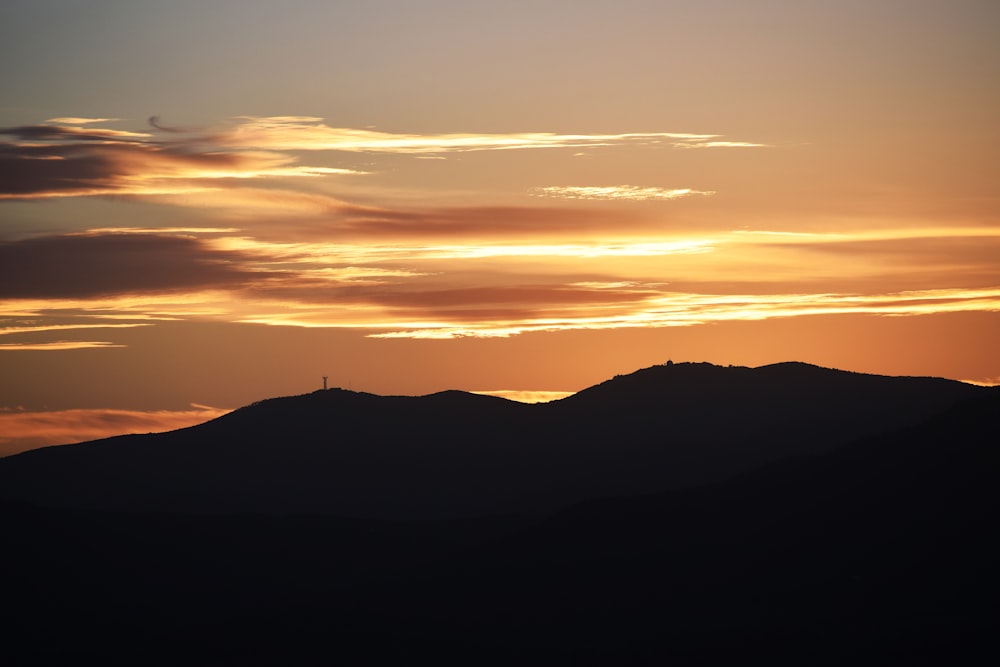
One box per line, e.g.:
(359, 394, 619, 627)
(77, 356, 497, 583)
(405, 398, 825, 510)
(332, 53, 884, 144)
(0, 362, 986, 518)
(2, 371, 998, 665)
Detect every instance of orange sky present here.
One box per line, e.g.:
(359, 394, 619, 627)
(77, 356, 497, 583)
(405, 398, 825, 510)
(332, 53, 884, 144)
(1, 1, 998, 455)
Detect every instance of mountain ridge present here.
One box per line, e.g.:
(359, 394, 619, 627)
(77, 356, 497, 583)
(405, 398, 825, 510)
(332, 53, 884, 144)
(2, 364, 997, 664)
(0, 361, 987, 519)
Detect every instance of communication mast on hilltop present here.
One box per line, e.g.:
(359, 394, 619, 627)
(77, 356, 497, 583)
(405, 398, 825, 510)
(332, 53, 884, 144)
(322, 376, 328, 391)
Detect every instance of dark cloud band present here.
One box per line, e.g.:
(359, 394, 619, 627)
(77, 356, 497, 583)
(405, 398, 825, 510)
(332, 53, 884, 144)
(0, 233, 273, 299)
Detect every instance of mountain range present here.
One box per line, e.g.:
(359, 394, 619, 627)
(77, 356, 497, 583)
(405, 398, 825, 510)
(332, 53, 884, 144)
(0, 361, 988, 518)
(2, 361, 997, 665)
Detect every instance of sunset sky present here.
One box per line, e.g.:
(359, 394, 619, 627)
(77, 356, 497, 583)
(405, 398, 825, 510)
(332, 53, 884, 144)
(2, 0, 999, 455)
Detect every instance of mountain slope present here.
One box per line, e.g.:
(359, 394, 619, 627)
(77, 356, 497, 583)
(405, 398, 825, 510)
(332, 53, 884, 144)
(349, 387, 1000, 663)
(0, 362, 986, 518)
(3, 386, 997, 665)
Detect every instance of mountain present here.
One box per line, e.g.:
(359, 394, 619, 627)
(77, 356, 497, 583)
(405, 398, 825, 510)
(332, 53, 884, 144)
(368, 387, 1000, 664)
(3, 378, 997, 665)
(294, 388, 1000, 664)
(0, 361, 986, 519)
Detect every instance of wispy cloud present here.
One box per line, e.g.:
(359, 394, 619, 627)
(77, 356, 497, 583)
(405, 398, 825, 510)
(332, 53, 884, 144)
(0, 341, 125, 351)
(531, 185, 715, 201)
(674, 140, 768, 149)
(0, 405, 230, 457)
(2, 108, 997, 359)
(961, 376, 1000, 387)
(0, 116, 763, 201)
(0, 291, 261, 328)
(3, 224, 999, 348)
(45, 117, 122, 125)
(367, 286, 1000, 339)
(317, 204, 652, 240)
(208, 236, 716, 266)
(0, 118, 363, 200)
(222, 116, 762, 153)
(0, 323, 151, 336)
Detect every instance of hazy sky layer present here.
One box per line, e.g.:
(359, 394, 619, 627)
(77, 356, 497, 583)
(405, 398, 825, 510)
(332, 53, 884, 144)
(2, 1, 999, 454)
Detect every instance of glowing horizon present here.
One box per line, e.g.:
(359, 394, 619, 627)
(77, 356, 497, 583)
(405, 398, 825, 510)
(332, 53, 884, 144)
(2, 1, 998, 455)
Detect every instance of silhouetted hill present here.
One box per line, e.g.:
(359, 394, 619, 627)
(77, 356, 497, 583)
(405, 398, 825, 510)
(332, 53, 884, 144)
(331, 387, 999, 664)
(3, 386, 997, 665)
(0, 362, 986, 518)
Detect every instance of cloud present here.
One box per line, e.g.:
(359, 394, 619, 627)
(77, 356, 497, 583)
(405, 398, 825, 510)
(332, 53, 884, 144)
(6, 221, 989, 341)
(46, 117, 122, 125)
(0, 122, 151, 142)
(366, 286, 1000, 339)
(147, 115, 187, 133)
(0, 320, 152, 352)
(365, 283, 654, 311)
(0, 322, 150, 338)
(0, 232, 277, 299)
(0, 115, 763, 200)
(5, 229, 999, 343)
(0, 321, 153, 351)
(228, 274, 664, 330)
(327, 204, 645, 239)
(736, 231, 1000, 289)
(0, 341, 125, 351)
(0, 119, 362, 200)
(221, 116, 752, 153)
(207, 236, 715, 279)
(961, 376, 1000, 387)
(471, 390, 574, 403)
(0, 405, 230, 457)
(531, 185, 715, 201)
(768, 234, 1000, 263)
(4, 125, 996, 352)
(674, 141, 768, 149)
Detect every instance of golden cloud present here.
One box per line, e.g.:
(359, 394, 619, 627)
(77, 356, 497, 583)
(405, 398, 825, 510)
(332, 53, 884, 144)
(45, 117, 122, 125)
(222, 116, 759, 153)
(531, 186, 715, 201)
(471, 390, 575, 403)
(0, 119, 364, 200)
(0, 115, 764, 201)
(3, 221, 999, 349)
(0, 341, 125, 350)
(366, 286, 1000, 339)
(0, 405, 230, 457)
(0, 323, 151, 336)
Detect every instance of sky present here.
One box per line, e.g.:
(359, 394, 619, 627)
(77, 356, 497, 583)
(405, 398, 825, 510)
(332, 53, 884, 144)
(2, 0, 999, 455)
